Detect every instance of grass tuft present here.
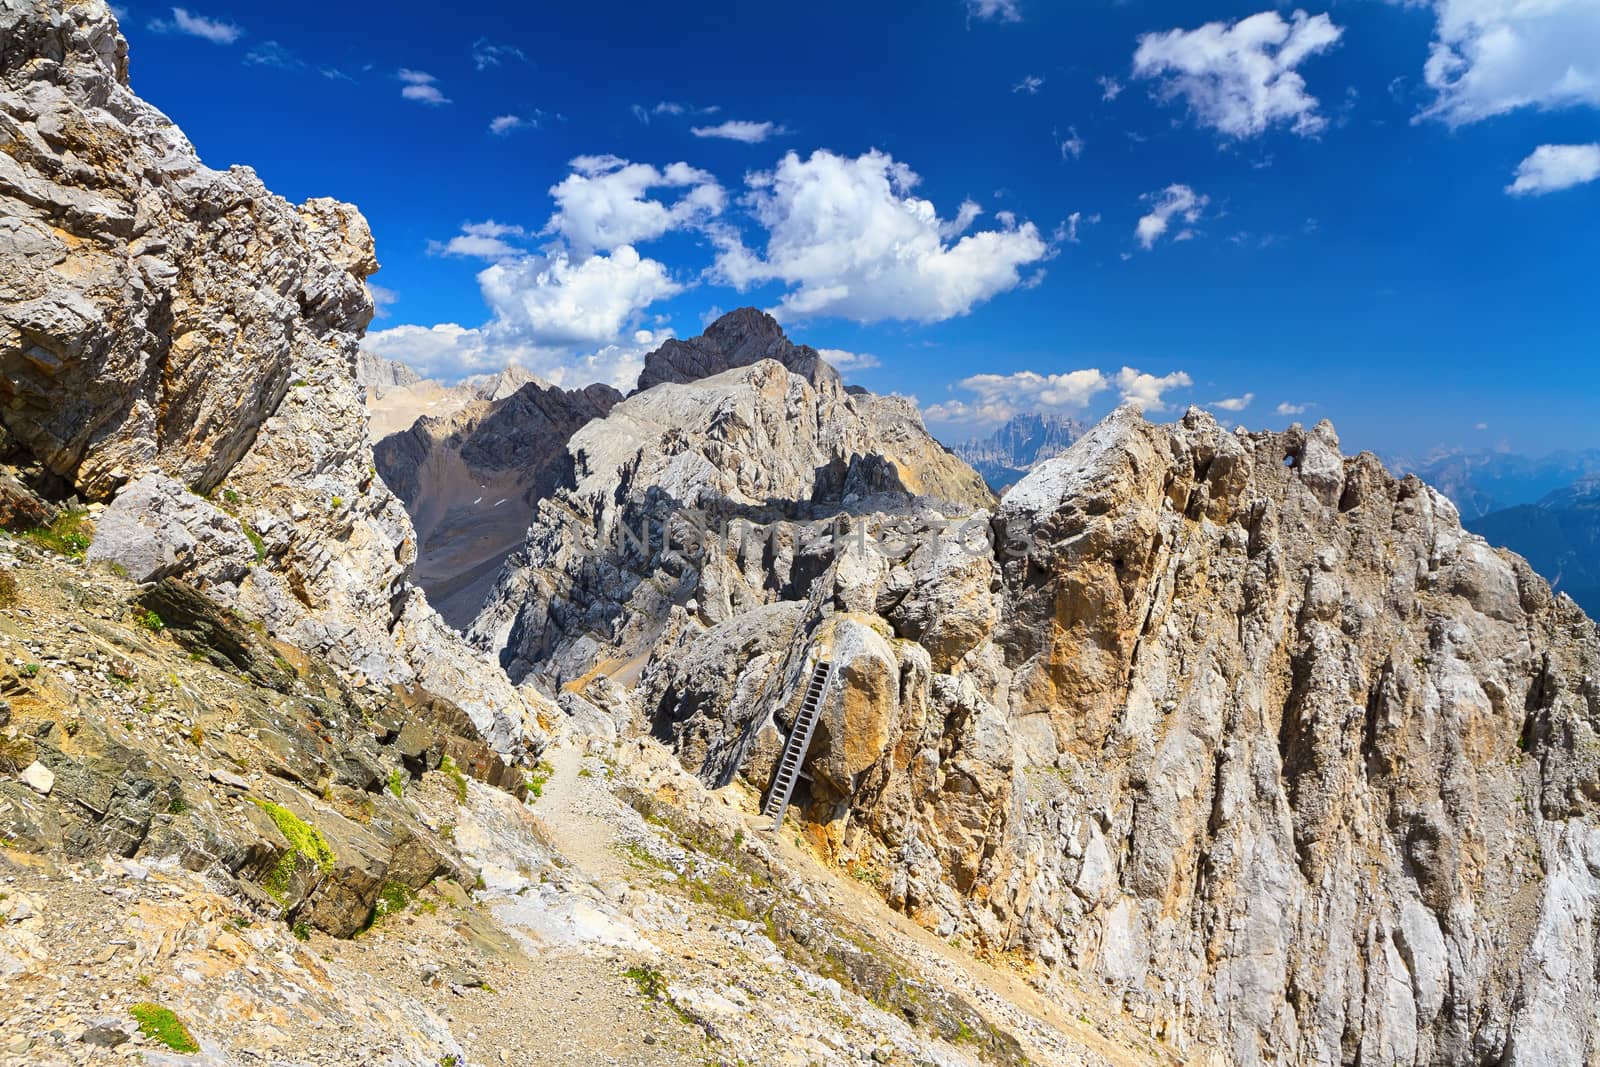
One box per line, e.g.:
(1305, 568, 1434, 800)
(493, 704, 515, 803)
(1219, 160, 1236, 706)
(523, 759, 555, 802)
(24, 509, 92, 558)
(439, 755, 469, 803)
(240, 520, 266, 562)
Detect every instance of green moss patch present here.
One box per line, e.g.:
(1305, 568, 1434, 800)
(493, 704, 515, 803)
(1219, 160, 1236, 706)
(240, 520, 266, 562)
(250, 798, 336, 876)
(129, 1003, 199, 1053)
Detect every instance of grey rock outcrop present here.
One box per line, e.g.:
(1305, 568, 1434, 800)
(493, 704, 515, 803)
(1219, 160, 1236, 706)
(86, 471, 253, 584)
(0, 0, 543, 757)
(468, 352, 995, 691)
(0, 1, 375, 500)
(357, 350, 422, 393)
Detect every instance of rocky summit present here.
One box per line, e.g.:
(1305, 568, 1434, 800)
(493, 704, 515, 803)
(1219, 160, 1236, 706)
(2, 3, 1599, 1067)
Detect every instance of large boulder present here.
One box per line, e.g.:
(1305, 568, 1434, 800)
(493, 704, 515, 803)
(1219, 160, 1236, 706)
(86, 472, 253, 584)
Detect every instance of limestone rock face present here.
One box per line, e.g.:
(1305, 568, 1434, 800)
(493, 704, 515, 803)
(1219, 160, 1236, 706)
(578, 396, 1600, 1065)
(0, 0, 541, 757)
(469, 352, 994, 690)
(634, 307, 840, 393)
(957, 406, 1600, 1065)
(357, 350, 422, 393)
(0, 1, 375, 500)
(374, 379, 622, 627)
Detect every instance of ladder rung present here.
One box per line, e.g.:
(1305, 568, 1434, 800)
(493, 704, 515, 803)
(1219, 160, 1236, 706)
(764, 659, 837, 832)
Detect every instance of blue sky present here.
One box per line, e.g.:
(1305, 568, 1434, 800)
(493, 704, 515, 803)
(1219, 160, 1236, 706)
(118, 0, 1599, 456)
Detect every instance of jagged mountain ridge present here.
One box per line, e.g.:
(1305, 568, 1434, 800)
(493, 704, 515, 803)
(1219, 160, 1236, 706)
(467, 345, 996, 690)
(952, 412, 1086, 491)
(358, 354, 545, 440)
(373, 308, 983, 632)
(1391, 446, 1600, 519)
(374, 378, 623, 628)
(476, 389, 1600, 1063)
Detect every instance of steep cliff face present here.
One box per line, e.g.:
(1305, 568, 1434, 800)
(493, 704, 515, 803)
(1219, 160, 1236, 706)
(469, 350, 995, 690)
(375, 378, 622, 628)
(0, 1, 374, 500)
(620, 405, 1600, 1064)
(0, 0, 539, 754)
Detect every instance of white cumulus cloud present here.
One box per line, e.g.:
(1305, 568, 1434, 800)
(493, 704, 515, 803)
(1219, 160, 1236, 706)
(148, 6, 241, 43)
(1210, 393, 1255, 412)
(817, 348, 882, 371)
(1014, 75, 1045, 94)
(1277, 401, 1313, 416)
(398, 69, 450, 105)
(1136, 184, 1208, 249)
(1133, 9, 1344, 138)
(478, 246, 680, 348)
(1506, 143, 1600, 196)
(429, 221, 528, 261)
(1415, 0, 1600, 125)
(1114, 367, 1194, 411)
(545, 155, 725, 256)
(925, 364, 1192, 430)
(370, 205, 684, 388)
(712, 149, 1049, 323)
(361, 247, 678, 388)
(968, 0, 1022, 22)
(489, 115, 531, 135)
(690, 120, 788, 144)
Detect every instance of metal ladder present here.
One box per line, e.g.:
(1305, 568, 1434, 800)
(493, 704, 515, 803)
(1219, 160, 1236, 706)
(762, 659, 835, 831)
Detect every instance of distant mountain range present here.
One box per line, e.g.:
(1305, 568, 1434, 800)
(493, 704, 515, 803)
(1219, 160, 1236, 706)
(951, 413, 1085, 491)
(1389, 447, 1600, 519)
(1468, 476, 1600, 616)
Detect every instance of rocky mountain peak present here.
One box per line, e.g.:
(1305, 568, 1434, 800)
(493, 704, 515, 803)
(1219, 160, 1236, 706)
(635, 306, 841, 393)
(357, 350, 423, 394)
(468, 351, 993, 688)
(953, 410, 1086, 492)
